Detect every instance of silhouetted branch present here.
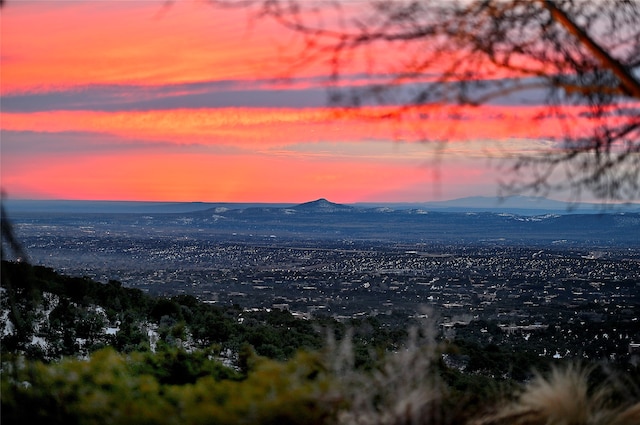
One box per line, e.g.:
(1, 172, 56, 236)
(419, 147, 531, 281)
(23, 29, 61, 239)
(1, 191, 28, 262)
(224, 0, 640, 202)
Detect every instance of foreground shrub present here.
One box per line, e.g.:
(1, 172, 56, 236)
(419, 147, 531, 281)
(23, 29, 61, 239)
(1, 347, 337, 425)
(3, 329, 639, 425)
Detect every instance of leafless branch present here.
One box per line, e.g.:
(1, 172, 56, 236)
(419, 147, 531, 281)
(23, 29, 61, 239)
(220, 0, 640, 202)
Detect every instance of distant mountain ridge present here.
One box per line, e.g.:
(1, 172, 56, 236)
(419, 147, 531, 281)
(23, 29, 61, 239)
(356, 196, 640, 215)
(178, 198, 640, 246)
(6, 197, 640, 246)
(6, 196, 639, 215)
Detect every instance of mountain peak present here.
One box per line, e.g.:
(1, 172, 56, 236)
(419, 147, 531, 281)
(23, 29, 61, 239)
(293, 198, 353, 212)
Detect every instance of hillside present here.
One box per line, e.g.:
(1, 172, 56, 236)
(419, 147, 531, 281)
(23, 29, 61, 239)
(0, 260, 325, 362)
(2, 260, 639, 424)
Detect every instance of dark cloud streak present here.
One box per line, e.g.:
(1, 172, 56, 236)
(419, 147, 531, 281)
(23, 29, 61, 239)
(0, 130, 246, 156)
(1, 80, 328, 113)
(2, 76, 554, 113)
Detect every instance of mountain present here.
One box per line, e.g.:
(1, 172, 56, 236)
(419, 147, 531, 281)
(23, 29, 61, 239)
(357, 196, 640, 215)
(7, 197, 639, 246)
(6, 196, 640, 216)
(291, 198, 355, 213)
(422, 195, 640, 214)
(3, 199, 291, 214)
(178, 199, 640, 246)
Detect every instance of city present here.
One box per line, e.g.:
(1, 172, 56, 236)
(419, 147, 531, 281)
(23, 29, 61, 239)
(9, 203, 640, 365)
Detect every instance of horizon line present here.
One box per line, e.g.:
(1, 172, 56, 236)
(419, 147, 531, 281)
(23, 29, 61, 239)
(3, 195, 637, 206)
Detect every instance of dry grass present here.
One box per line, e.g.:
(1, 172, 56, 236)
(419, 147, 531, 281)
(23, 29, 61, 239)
(321, 318, 639, 425)
(475, 364, 640, 425)
(323, 318, 446, 425)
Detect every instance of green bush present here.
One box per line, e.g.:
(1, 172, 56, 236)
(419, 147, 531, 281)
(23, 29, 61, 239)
(1, 347, 337, 425)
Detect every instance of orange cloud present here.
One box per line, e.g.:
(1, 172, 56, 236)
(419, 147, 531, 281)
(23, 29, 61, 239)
(0, 1, 502, 95)
(1, 104, 629, 150)
(1, 1, 303, 94)
(3, 147, 462, 203)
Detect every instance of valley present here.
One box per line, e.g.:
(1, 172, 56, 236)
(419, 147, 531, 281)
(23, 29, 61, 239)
(6, 199, 639, 361)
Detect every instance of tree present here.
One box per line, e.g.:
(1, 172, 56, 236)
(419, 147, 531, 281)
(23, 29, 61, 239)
(219, 0, 640, 202)
(1, 191, 28, 262)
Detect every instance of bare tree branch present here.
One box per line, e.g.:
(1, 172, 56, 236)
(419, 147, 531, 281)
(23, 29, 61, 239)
(541, 0, 640, 98)
(231, 0, 640, 202)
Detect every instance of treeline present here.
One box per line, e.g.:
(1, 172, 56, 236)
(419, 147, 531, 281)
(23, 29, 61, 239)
(1, 260, 331, 361)
(1, 261, 413, 369)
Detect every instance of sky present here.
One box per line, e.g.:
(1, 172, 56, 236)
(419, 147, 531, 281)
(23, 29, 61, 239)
(0, 0, 625, 203)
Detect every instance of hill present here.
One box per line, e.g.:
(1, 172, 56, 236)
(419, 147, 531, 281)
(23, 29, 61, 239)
(0, 260, 324, 362)
(292, 198, 356, 213)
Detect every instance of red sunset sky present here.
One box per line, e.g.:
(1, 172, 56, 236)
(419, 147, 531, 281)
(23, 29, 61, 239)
(0, 0, 622, 203)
